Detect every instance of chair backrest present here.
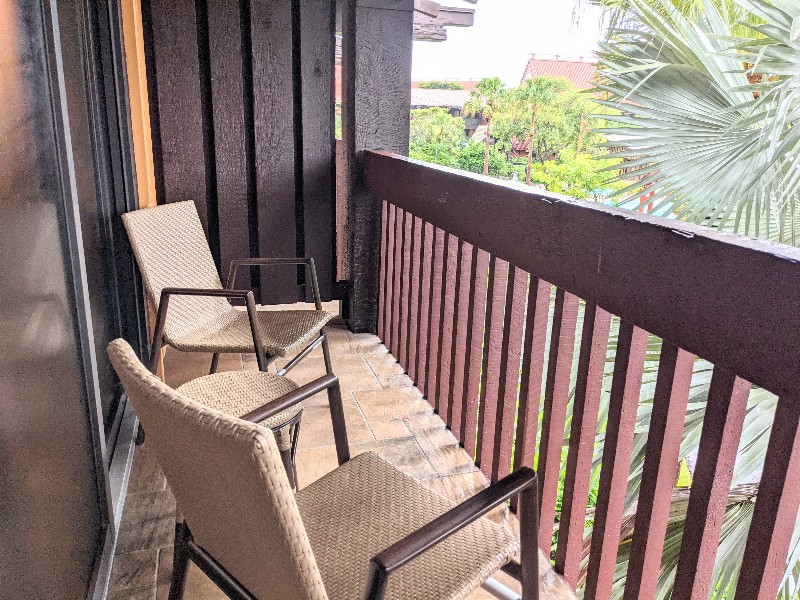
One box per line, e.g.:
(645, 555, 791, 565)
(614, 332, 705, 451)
(107, 339, 328, 600)
(121, 201, 230, 341)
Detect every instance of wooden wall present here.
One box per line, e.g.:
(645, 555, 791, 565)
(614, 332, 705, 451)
(140, 0, 336, 303)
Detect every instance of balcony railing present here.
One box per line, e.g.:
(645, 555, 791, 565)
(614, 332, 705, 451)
(363, 150, 800, 600)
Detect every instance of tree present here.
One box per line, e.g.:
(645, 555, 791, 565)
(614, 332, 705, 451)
(455, 140, 509, 177)
(418, 81, 465, 90)
(409, 108, 466, 168)
(572, 1, 800, 597)
(463, 77, 508, 176)
(515, 76, 571, 184)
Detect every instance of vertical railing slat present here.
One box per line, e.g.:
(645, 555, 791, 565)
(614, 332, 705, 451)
(513, 278, 551, 472)
(415, 221, 434, 394)
(672, 368, 750, 600)
(447, 241, 471, 433)
(556, 304, 612, 586)
(461, 248, 490, 459)
(623, 343, 695, 600)
(389, 206, 404, 357)
(425, 228, 446, 409)
(538, 288, 580, 551)
(382, 203, 396, 352)
(399, 210, 413, 370)
(584, 321, 648, 600)
(734, 390, 800, 600)
(492, 266, 528, 482)
(476, 258, 509, 478)
(436, 234, 459, 424)
(378, 200, 389, 341)
(407, 216, 423, 382)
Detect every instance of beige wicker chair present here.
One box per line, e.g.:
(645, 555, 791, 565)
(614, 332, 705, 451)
(122, 200, 333, 376)
(108, 338, 540, 600)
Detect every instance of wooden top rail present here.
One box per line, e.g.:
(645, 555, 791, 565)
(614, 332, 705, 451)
(364, 150, 800, 397)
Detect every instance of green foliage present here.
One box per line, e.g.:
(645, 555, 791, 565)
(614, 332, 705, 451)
(530, 149, 628, 199)
(409, 108, 466, 168)
(418, 81, 465, 90)
(455, 141, 509, 177)
(595, 0, 800, 245)
(463, 76, 509, 121)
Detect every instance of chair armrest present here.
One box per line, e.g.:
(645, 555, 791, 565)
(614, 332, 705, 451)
(225, 258, 322, 310)
(240, 373, 350, 465)
(240, 374, 338, 422)
(364, 468, 539, 600)
(150, 287, 267, 371)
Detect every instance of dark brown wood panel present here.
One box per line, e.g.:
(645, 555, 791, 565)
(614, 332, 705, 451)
(299, 0, 335, 300)
(378, 200, 389, 340)
(492, 266, 527, 482)
(673, 369, 750, 600)
(207, 0, 250, 281)
(382, 203, 396, 349)
(416, 221, 434, 394)
(251, 0, 298, 303)
(341, 0, 413, 330)
(147, 0, 207, 226)
(407, 216, 423, 382)
(462, 248, 490, 458)
(476, 258, 509, 479)
(538, 288, 579, 550)
(425, 227, 446, 407)
(623, 344, 694, 600)
(584, 322, 648, 600)
(437, 234, 459, 425)
(513, 278, 551, 472)
(448, 241, 473, 438)
(363, 151, 800, 396)
(734, 391, 800, 600)
(556, 304, 612, 585)
(399, 211, 413, 369)
(391, 207, 405, 358)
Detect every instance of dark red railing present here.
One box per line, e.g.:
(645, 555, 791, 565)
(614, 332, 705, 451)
(364, 150, 800, 600)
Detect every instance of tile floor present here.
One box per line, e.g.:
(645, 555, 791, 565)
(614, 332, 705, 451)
(107, 304, 575, 600)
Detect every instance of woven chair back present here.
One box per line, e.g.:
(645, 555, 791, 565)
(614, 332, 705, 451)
(122, 201, 231, 343)
(107, 339, 329, 600)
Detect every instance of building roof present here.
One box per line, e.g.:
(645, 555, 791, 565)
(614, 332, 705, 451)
(410, 88, 470, 109)
(411, 80, 481, 92)
(521, 55, 598, 90)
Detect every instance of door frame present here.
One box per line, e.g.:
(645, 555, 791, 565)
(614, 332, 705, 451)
(41, 0, 148, 597)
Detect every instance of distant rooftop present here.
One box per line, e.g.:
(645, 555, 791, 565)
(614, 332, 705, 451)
(410, 87, 470, 109)
(411, 80, 481, 92)
(521, 54, 598, 90)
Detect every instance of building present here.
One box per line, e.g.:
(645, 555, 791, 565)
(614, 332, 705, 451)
(520, 54, 598, 90)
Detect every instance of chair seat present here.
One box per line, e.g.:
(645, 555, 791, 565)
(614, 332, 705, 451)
(296, 453, 520, 600)
(168, 308, 333, 357)
(176, 371, 302, 431)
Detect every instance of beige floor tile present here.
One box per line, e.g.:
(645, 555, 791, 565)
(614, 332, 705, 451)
(353, 386, 430, 423)
(297, 396, 374, 450)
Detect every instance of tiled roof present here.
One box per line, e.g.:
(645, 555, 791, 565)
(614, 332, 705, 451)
(410, 88, 470, 109)
(521, 55, 598, 90)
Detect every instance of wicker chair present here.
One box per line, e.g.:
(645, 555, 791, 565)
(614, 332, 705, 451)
(108, 338, 540, 600)
(122, 200, 333, 376)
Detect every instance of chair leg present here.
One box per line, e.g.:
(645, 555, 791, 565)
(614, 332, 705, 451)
(290, 418, 302, 490)
(169, 522, 192, 600)
(279, 446, 296, 490)
(209, 353, 220, 374)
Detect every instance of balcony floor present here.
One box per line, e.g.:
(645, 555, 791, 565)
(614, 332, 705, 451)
(108, 304, 575, 600)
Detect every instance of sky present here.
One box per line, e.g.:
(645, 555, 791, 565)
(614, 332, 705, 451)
(411, 1, 605, 86)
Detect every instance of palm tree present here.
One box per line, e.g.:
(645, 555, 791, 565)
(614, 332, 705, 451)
(464, 77, 508, 176)
(561, 0, 800, 597)
(515, 76, 571, 184)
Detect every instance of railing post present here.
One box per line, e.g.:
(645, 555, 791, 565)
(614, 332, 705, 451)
(341, 0, 413, 332)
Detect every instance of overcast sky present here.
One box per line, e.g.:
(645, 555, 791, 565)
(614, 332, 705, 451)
(411, 1, 605, 85)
